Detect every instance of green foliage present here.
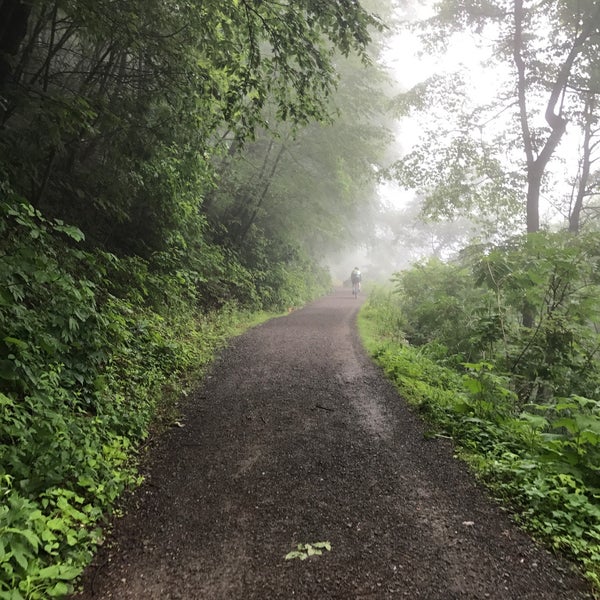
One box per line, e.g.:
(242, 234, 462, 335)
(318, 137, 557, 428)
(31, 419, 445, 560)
(361, 317, 600, 585)
(255, 260, 331, 311)
(1, 200, 103, 404)
(0, 1, 390, 596)
(0, 0, 381, 259)
(241, 238, 332, 311)
(0, 480, 104, 600)
(358, 285, 406, 344)
(389, 233, 600, 403)
(395, 0, 600, 233)
(0, 196, 289, 597)
(472, 233, 600, 402)
(204, 46, 394, 281)
(389, 127, 523, 236)
(391, 258, 490, 360)
(0, 200, 136, 597)
(359, 234, 600, 587)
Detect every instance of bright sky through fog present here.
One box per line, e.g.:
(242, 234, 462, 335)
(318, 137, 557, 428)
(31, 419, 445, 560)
(378, 7, 502, 210)
(379, 4, 584, 224)
(382, 14, 502, 149)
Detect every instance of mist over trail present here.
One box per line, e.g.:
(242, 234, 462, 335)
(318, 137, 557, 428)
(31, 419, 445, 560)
(73, 289, 591, 599)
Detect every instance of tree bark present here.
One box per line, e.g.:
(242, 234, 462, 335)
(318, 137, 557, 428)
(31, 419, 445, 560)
(512, 0, 594, 234)
(0, 0, 31, 86)
(569, 95, 596, 233)
(238, 142, 286, 244)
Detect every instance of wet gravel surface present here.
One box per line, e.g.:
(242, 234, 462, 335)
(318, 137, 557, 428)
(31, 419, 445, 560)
(73, 289, 593, 599)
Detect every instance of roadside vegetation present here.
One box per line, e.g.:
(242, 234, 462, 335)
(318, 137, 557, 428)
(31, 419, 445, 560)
(7, 0, 600, 596)
(359, 231, 600, 590)
(0, 194, 329, 599)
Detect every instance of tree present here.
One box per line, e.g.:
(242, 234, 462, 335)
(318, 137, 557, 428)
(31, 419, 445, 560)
(204, 43, 396, 281)
(389, 71, 524, 237)
(0, 0, 383, 257)
(0, 0, 31, 85)
(391, 0, 600, 233)
(512, 0, 600, 232)
(568, 93, 600, 232)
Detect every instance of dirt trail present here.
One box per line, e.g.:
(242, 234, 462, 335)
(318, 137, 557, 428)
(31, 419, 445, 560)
(73, 289, 593, 599)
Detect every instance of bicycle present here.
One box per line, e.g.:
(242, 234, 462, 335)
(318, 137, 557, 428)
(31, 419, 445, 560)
(352, 279, 360, 298)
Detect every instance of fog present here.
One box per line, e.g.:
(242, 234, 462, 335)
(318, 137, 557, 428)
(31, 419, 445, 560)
(323, 0, 599, 286)
(325, 1, 481, 286)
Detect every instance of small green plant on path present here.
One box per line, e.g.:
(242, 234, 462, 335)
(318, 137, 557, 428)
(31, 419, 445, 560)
(285, 541, 332, 561)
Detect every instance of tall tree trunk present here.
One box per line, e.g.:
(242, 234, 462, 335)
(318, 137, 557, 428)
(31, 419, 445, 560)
(0, 0, 31, 86)
(569, 94, 596, 233)
(513, 0, 536, 234)
(513, 0, 593, 234)
(238, 143, 286, 244)
(525, 166, 542, 234)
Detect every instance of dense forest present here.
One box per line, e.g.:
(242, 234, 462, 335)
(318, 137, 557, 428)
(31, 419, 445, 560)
(3, 0, 600, 596)
(0, 1, 395, 596)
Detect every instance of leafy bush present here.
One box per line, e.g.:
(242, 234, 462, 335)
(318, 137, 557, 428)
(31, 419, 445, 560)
(0, 199, 140, 597)
(254, 260, 331, 311)
(392, 258, 491, 360)
(473, 233, 600, 402)
(359, 261, 600, 588)
(360, 285, 406, 344)
(0, 196, 286, 597)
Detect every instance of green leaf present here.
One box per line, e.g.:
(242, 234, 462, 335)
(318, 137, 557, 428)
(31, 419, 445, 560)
(46, 518, 65, 531)
(554, 401, 579, 412)
(12, 547, 28, 570)
(53, 224, 85, 242)
(15, 529, 40, 551)
(285, 541, 331, 560)
(519, 412, 549, 430)
(3, 337, 28, 349)
(552, 418, 578, 435)
(575, 414, 600, 434)
(285, 550, 306, 560)
(311, 541, 332, 551)
(0, 393, 15, 407)
(37, 564, 81, 580)
(579, 430, 600, 445)
(462, 377, 483, 394)
(47, 582, 70, 597)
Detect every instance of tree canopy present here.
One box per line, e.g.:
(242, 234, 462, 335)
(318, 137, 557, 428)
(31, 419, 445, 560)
(0, 0, 384, 255)
(389, 0, 600, 235)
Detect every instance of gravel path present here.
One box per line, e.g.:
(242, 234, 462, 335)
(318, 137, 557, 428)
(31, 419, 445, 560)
(73, 289, 593, 599)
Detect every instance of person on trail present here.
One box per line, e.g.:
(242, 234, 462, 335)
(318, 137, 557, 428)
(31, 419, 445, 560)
(350, 267, 362, 294)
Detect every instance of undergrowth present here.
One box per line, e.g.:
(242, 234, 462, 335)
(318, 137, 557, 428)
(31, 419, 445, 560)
(359, 278, 600, 592)
(0, 197, 291, 599)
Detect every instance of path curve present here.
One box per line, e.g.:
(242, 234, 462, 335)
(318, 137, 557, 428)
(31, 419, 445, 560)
(73, 289, 592, 599)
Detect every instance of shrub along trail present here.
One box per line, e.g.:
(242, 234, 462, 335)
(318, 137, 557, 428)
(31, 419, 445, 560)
(73, 289, 593, 599)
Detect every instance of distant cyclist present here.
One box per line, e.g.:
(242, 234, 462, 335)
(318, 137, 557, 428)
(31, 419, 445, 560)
(350, 267, 362, 298)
